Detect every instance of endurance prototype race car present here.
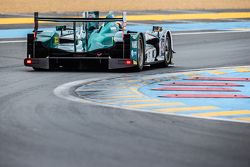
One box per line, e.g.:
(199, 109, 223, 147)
(24, 11, 174, 71)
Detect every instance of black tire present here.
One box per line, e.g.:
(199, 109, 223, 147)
(32, 67, 47, 71)
(158, 33, 172, 67)
(134, 35, 145, 71)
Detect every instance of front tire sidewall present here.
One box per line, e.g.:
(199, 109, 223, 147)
(135, 36, 144, 71)
(164, 34, 172, 67)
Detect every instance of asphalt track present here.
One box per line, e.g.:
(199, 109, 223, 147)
(1, 31, 250, 167)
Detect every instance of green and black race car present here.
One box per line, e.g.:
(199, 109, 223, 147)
(24, 11, 174, 71)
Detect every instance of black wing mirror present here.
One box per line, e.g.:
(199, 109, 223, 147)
(153, 26, 163, 32)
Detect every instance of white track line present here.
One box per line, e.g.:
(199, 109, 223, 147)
(1, 30, 250, 44)
(0, 40, 26, 44)
(173, 30, 250, 36)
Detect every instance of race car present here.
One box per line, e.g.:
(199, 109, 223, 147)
(24, 11, 174, 71)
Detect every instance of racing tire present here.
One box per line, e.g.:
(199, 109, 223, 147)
(157, 33, 172, 68)
(32, 67, 47, 71)
(134, 35, 145, 71)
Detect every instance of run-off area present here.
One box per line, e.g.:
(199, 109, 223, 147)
(74, 66, 250, 123)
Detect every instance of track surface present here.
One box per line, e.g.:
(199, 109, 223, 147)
(1, 32, 250, 167)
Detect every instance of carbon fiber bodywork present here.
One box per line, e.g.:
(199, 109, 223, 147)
(24, 12, 174, 71)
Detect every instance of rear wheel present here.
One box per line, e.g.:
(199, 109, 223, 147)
(134, 35, 145, 71)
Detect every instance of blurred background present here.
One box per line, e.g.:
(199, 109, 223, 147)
(1, 0, 250, 13)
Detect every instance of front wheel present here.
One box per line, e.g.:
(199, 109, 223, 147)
(134, 35, 145, 71)
(159, 33, 173, 67)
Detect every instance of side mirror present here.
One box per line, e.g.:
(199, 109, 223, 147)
(153, 26, 163, 32)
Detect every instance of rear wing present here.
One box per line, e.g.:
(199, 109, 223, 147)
(34, 12, 126, 32)
(33, 12, 127, 52)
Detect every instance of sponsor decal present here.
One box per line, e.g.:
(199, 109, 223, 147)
(131, 50, 137, 60)
(110, 26, 117, 31)
(132, 41, 137, 48)
(54, 36, 59, 44)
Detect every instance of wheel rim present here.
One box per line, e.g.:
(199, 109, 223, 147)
(138, 39, 143, 68)
(165, 36, 171, 64)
